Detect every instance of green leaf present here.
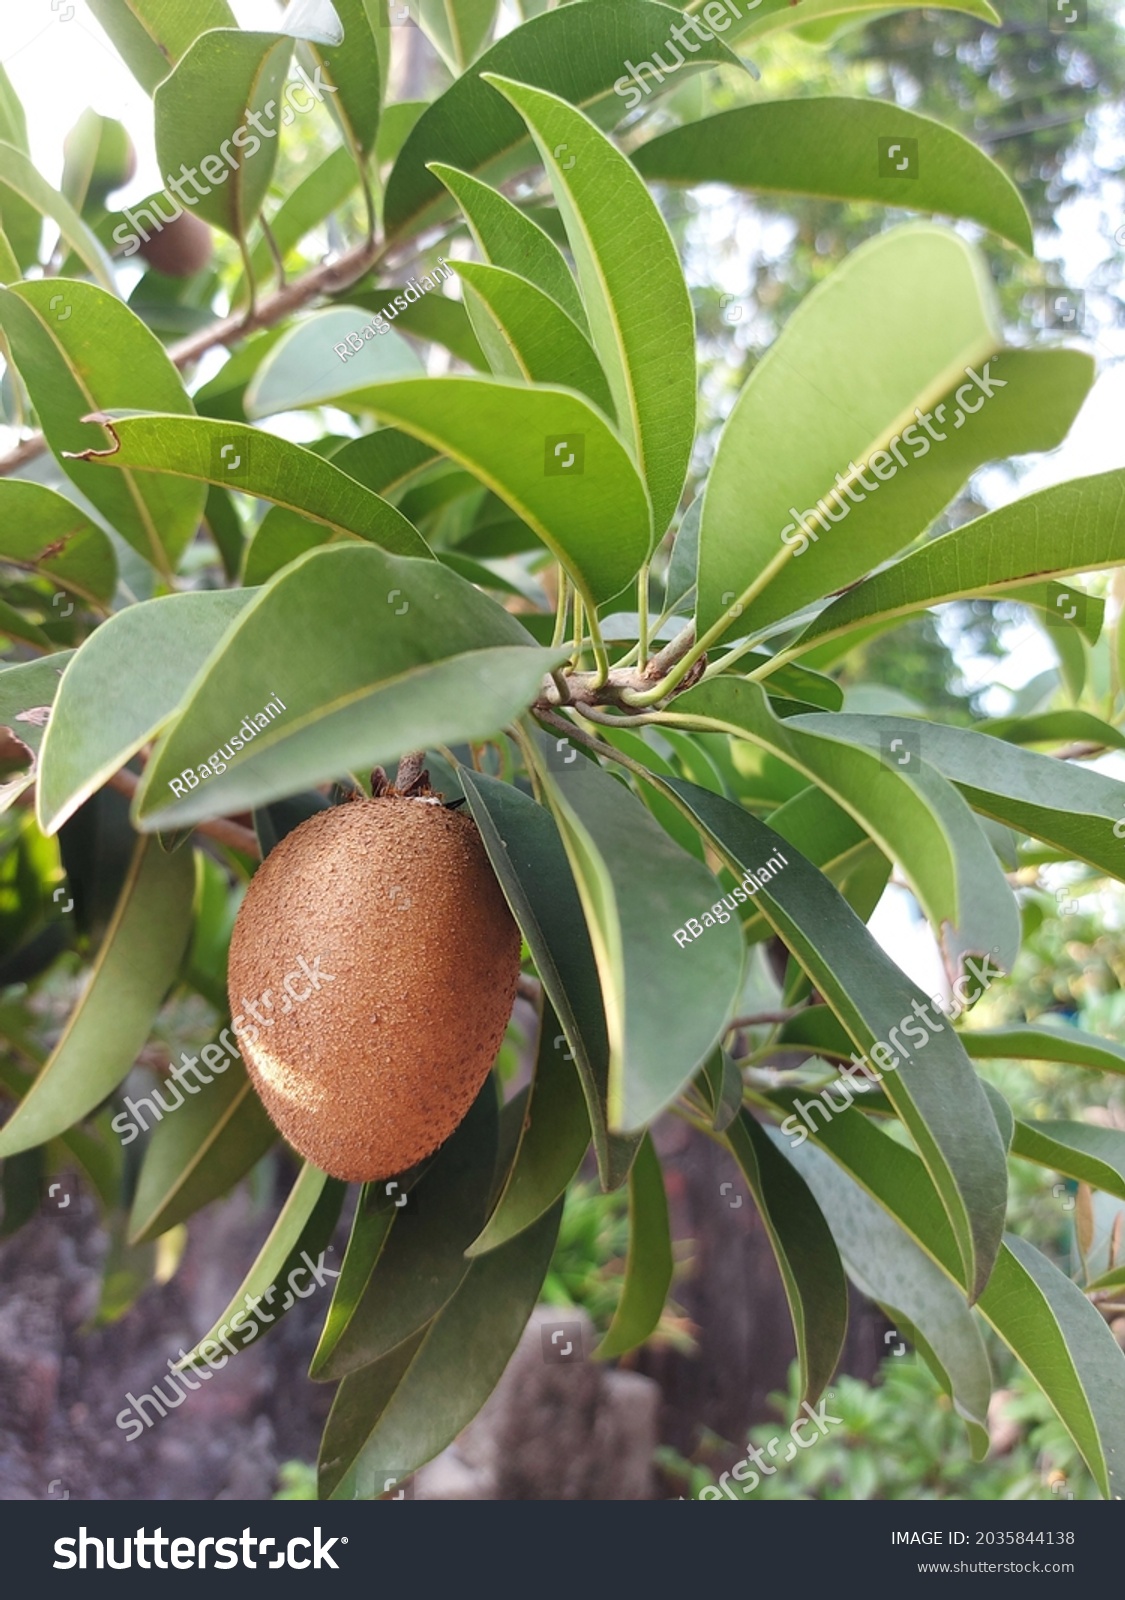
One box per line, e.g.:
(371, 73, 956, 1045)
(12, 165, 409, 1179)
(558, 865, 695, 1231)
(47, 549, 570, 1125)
(244, 307, 424, 416)
(633, 98, 1032, 253)
(774, 1084, 1125, 1493)
(0, 223, 19, 283)
(793, 712, 1125, 886)
(86, 0, 237, 92)
(697, 226, 1092, 643)
(459, 767, 636, 1190)
(984, 1238, 1125, 1499)
(430, 162, 586, 327)
(469, 1000, 590, 1256)
(384, 0, 747, 241)
(71, 412, 428, 559)
(0, 142, 115, 288)
(792, 468, 1125, 658)
(778, 1123, 990, 1446)
(0, 655, 73, 813)
(978, 709, 1123, 750)
(0, 283, 205, 576)
(660, 782, 1008, 1300)
(0, 482, 117, 605)
(154, 29, 295, 242)
(332, 376, 651, 606)
(1011, 1119, 1125, 1205)
(594, 1133, 673, 1360)
(37, 590, 252, 835)
(174, 1162, 345, 1365)
(719, 0, 1000, 43)
(309, 1183, 397, 1379)
(454, 261, 614, 415)
(417, 0, 498, 72)
(127, 1053, 278, 1244)
(319, 1197, 561, 1498)
(0, 67, 42, 270)
(304, 0, 385, 167)
(133, 546, 565, 828)
(701, 1048, 743, 1132)
(676, 680, 1021, 970)
(0, 836, 195, 1157)
(964, 1025, 1125, 1080)
(315, 1080, 498, 1381)
(485, 75, 695, 537)
(725, 1111, 849, 1406)
(536, 750, 745, 1132)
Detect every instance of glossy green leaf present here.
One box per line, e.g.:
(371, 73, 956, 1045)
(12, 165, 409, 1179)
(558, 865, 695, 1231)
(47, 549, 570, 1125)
(979, 710, 1123, 751)
(315, 1080, 498, 1380)
(778, 1123, 990, 1446)
(697, 226, 1092, 642)
(792, 468, 1125, 658)
(676, 680, 1020, 971)
(792, 711, 1125, 886)
(486, 75, 694, 537)
(86, 0, 237, 92)
(72, 412, 428, 559)
(127, 1053, 278, 1244)
(244, 307, 423, 416)
(594, 1133, 673, 1360)
(459, 768, 635, 1189)
(964, 1025, 1125, 1080)
(154, 30, 295, 241)
(346, 281, 488, 368)
(0, 283, 204, 576)
(660, 781, 1007, 1300)
(0, 836, 195, 1157)
(0, 482, 116, 605)
(384, 0, 746, 241)
(469, 1000, 590, 1256)
(319, 1197, 561, 1498)
(332, 376, 651, 606)
(430, 162, 586, 327)
(309, 1183, 397, 1378)
(37, 590, 252, 836)
(0, 142, 114, 288)
(0, 224, 19, 283)
(536, 751, 744, 1132)
(701, 1048, 743, 1132)
(175, 1162, 345, 1365)
(134, 546, 565, 828)
(725, 1111, 848, 1405)
(454, 261, 614, 415)
(633, 98, 1031, 252)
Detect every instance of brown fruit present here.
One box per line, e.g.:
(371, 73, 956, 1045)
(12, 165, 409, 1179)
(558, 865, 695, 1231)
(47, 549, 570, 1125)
(227, 796, 520, 1182)
(137, 209, 214, 278)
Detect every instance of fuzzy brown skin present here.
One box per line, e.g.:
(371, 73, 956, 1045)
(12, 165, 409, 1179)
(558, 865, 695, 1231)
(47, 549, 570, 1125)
(227, 797, 521, 1181)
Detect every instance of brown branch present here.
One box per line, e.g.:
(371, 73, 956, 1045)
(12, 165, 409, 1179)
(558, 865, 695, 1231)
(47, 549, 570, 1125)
(0, 233, 385, 479)
(1053, 741, 1107, 762)
(107, 769, 260, 858)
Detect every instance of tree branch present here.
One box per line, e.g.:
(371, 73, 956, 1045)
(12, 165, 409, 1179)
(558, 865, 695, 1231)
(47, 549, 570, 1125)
(0, 232, 385, 479)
